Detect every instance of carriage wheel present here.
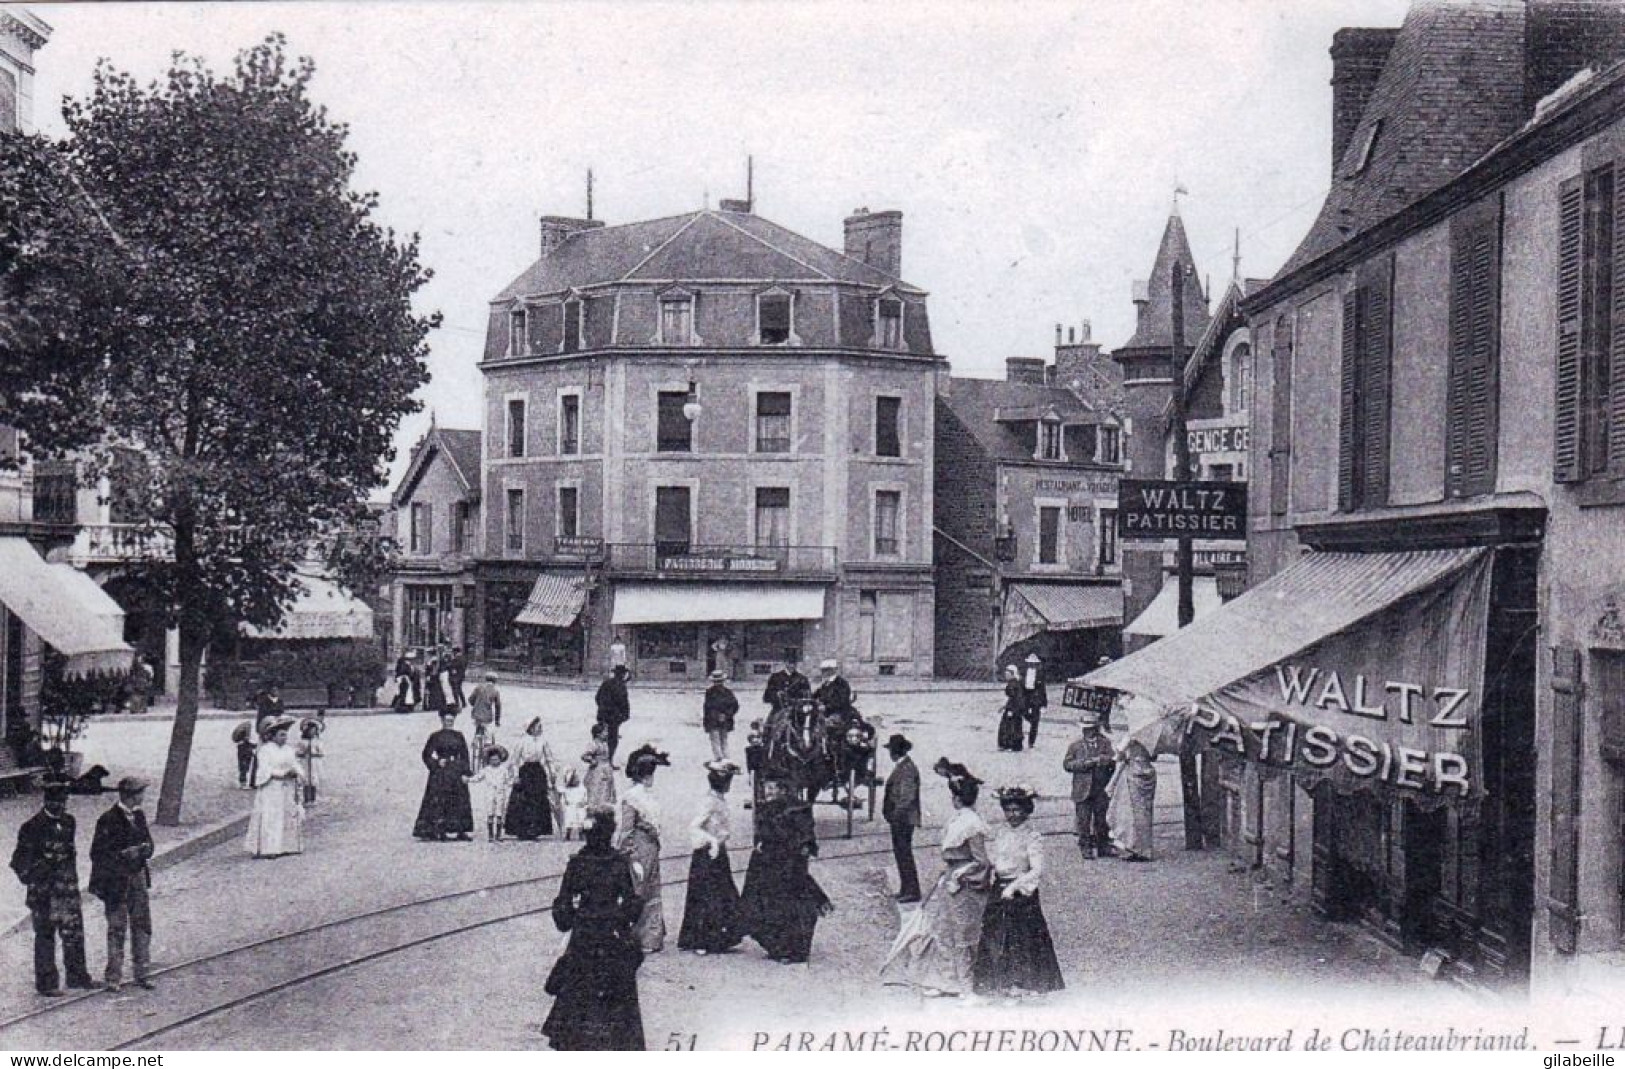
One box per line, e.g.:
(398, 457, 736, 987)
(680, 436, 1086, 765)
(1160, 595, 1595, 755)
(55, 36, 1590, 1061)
(844, 768, 856, 839)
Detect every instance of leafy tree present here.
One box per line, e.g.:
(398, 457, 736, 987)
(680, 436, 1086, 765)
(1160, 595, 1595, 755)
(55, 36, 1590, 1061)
(1, 38, 436, 824)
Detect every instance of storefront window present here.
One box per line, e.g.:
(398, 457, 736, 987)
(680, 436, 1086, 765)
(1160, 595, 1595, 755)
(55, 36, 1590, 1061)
(639, 624, 698, 662)
(405, 585, 453, 649)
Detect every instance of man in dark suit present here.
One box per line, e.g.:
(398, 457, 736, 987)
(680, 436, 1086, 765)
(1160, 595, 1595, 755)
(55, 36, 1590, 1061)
(1022, 653, 1049, 747)
(9, 781, 93, 995)
(881, 734, 922, 903)
(594, 665, 631, 762)
(1063, 714, 1118, 858)
(447, 646, 468, 710)
(762, 651, 810, 713)
(814, 660, 854, 721)
(89, 776, 156, 992)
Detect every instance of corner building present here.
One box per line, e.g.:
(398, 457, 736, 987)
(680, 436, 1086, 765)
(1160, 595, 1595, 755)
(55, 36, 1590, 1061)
(476, 203, 938, 685)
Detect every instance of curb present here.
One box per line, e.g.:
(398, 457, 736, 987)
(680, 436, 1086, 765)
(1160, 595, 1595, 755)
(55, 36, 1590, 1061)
(1, 811, 250, 939)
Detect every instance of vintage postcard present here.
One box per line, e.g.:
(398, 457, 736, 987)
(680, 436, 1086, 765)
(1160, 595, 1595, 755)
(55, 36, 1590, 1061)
(0, 0, 1622, 1054)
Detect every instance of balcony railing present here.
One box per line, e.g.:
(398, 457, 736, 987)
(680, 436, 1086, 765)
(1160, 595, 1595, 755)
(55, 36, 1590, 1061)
(64, 523, 174, 566)
(600, 542, 838, 579)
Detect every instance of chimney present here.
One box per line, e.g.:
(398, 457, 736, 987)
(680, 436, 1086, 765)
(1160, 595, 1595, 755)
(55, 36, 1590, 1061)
(718, 198, 752, 214)
(1329, 28, 1399, 175)
(1006, 357, 1048, 386)
(844, 208, 904, 277)
(539, 215, 605, 259)
(1054, 320, 1110, 397)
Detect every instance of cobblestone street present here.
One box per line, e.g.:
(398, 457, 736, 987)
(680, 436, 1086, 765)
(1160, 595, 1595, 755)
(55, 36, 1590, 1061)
(0, 683, 1502, 1049)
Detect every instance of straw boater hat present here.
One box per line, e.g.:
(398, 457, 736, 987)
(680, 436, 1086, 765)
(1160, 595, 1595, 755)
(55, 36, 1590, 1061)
(819, 659, 838, 671)
(1025, 653, 1042, 664)
(708, 669, 727, 682)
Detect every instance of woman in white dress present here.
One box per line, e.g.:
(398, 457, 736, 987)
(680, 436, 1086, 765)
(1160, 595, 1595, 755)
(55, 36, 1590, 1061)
(245, 717, 305, 858)
(881, 761, 991, 997)
(616, 745, 670, 953)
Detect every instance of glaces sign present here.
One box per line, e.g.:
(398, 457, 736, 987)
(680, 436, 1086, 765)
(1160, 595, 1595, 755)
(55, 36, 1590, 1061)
(1190, 663, 1474, 796)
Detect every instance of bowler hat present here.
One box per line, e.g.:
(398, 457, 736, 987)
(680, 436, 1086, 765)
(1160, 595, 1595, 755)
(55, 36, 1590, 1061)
(42, 780, 71, 801)
(116, 776, 148, 794)
(884, 733, 912, 753)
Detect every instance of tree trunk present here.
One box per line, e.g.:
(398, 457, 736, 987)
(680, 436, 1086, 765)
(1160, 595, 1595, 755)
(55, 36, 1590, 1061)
(155, 618, 206, 826)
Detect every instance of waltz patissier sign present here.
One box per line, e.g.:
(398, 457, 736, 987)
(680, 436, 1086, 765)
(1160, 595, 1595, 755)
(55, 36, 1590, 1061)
(1117, 479, 1247, 541)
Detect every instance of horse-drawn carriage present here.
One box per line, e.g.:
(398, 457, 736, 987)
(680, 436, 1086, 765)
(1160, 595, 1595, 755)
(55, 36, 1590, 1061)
(745, 696, 879, 838)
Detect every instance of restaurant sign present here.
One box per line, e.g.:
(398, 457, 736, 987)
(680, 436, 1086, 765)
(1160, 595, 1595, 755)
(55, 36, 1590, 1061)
(658, 553, 780, 574)
(1117, 479, 1247, 541)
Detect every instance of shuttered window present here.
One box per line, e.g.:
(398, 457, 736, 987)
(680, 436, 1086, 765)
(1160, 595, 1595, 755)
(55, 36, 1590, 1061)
(1269, 316, 1293, 517)
(1554, 162, 1624, 483)
(1446, 199, 1502, 499)
(1336, 258, 1394, 511)
(1549, 645, 1583, 954)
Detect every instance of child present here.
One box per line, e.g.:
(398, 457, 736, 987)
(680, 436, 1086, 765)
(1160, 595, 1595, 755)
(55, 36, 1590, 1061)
(467, 745, 512, 842)
(582, 722, 616, 808)
(560, 769, 586, 841)
(233, 720, 257, 790)
(295, 717, 325, 806)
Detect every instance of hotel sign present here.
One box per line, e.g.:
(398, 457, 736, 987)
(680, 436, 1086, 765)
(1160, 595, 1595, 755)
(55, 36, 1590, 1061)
(1117, 480, 1247, 541)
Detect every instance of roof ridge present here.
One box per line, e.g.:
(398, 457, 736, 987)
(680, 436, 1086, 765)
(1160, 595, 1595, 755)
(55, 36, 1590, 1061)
(563, 209, 702, 242)
(619, 213, 706, 282)
(707, 211, 837, 281)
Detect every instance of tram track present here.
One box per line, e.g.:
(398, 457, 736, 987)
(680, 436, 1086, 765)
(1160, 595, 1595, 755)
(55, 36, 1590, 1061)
(0, 807, 1098, 1050)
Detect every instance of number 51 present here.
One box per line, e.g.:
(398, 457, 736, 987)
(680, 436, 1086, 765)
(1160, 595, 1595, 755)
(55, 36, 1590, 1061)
(666, 1033, 697, 1050)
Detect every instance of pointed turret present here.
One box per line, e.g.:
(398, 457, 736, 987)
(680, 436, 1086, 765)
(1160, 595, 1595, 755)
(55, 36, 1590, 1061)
(1120, 212, 1210, 352)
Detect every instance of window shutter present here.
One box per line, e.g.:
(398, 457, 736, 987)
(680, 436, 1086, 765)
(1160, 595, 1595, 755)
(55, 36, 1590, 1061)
(1548, 645, 1583, 954)
(1555, 176, 1585, 483)
(1447, 200, 1502, 498)
(1338, 290, 1361, 511)
(1361, 258, 1394, 507)
(1610, 167, 1625, 473)
(1269, 322, 1293, 517)
(423, 503, 433, 555)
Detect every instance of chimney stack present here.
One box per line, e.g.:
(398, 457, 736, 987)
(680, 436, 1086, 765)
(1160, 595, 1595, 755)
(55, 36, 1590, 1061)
(1054, 320, 1109, 398)
(1329, 28, 1399, 175)
(1006, 357, 1049, 386)
(539, 215, 605, 259)
(718, 198, 752, 214)
(844, 208, 904, 278)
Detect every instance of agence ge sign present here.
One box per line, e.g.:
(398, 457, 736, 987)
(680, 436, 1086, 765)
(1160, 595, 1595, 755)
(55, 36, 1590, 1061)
(1116, 479, 1247, 541)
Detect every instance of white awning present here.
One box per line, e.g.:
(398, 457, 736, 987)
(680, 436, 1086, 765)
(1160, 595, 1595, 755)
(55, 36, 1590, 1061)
(1122, 576, 1224, 638)
(0, 538, 134, 677)
(244, 573, 374, 640)
(611, 583, 826, 626)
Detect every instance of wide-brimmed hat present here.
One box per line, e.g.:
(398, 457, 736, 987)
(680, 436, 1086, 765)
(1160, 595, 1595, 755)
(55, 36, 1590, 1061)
(1024, 653, 1042, 664)
(525, 716, 544, 736)
(256, 716, 277, 739)
(932, 757, 982, 786)
(995, 784, 1039, 804)
(703, 759, 740, 777)
(626, 743, 671, 769)
(884, 733, 912, 754)
(231, 720, 254, 744)
(485, 744, 510, 763)
(299, 717, 323, 738)
(268, 715, 297, 735)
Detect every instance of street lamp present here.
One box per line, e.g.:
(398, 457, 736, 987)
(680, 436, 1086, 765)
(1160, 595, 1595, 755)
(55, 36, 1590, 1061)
(683, 379, 701, 422)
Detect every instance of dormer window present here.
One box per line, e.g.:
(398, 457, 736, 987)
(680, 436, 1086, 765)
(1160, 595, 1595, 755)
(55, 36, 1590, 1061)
(509, 306, 528, 357)
(1347, 119, 1382, 178)
(561, 297, 583, 354)
(659, 291, 695, 345)
(1038, 420, 1064, 461)
(877, 297, 903, 349)
(758, 291, 793, 345)
(1097, 426, 1122, 465)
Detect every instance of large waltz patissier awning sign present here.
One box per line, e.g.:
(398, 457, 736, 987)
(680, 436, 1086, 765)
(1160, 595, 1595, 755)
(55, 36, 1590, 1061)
(1081, 548, 1492, 800)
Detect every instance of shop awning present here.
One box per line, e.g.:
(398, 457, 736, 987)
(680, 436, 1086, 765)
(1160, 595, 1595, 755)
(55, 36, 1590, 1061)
(1081, 548, 1493, 799)
(1123, 576, 1225, 638)
(515, 574, 587, 629)
(1002, 583, 1124, 650)
(0, 537, 134, 677)
(244, 573, 375, 640)
(612, 583, 825, 626)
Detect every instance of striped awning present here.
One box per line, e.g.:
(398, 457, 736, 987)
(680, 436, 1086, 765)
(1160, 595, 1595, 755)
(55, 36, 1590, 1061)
(515, 573, 587, 629)
(0, 538, 134, 677)
(244, 574, 375, 640)
(1001, 582, 1123, 650)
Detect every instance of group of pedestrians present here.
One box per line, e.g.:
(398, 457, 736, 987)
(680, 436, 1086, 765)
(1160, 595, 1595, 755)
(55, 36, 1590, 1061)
(390, 645, 469, 714)
(10, 777, 156, 996)
(996, 653, 1049, 752)
(1063, 712, 1157, 862)
(879, 742, 1064, 1001)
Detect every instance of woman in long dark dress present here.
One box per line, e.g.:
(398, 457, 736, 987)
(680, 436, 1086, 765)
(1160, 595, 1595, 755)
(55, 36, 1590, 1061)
(504, 717, 557, 840)
(973, 785, 1064, 997)
(736, 776, 832, 964)
(997, 666, 1025, 752)
(413, 712, 474, 841)
(542, 806, 646, 1051)
(678, 761, 743, 954)
(424, 654, 448, 715)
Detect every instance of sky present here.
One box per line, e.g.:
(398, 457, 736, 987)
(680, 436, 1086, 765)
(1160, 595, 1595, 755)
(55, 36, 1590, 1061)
(25, 0, 1415, 491)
